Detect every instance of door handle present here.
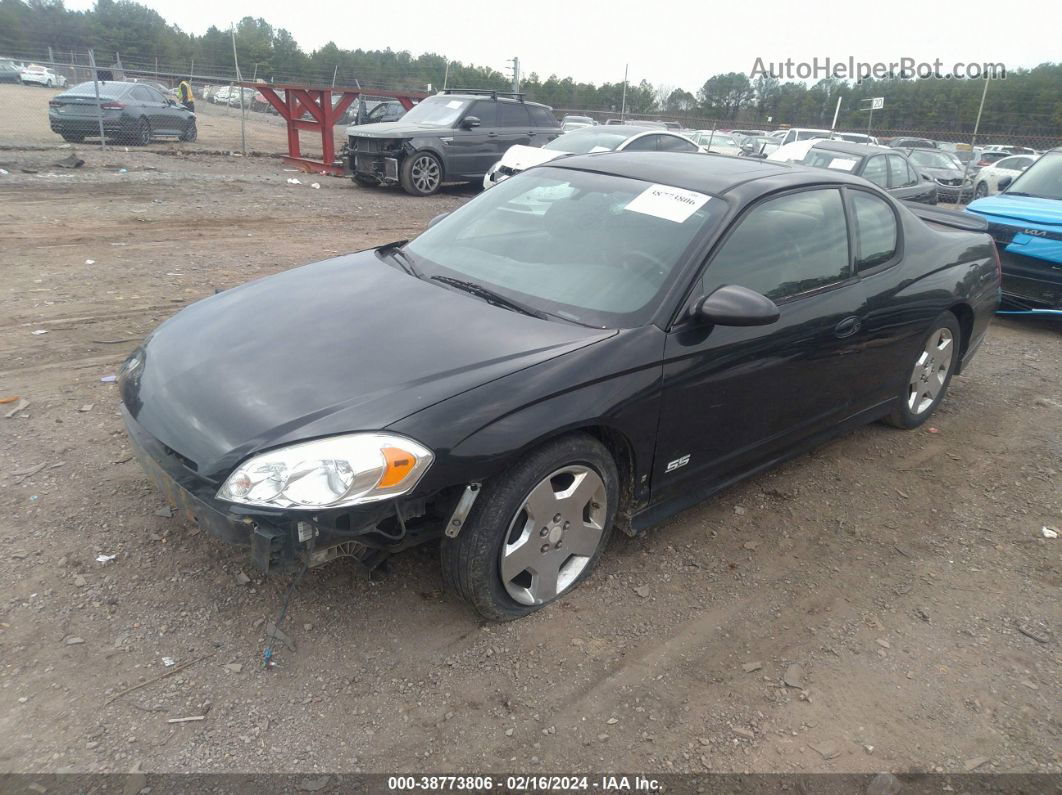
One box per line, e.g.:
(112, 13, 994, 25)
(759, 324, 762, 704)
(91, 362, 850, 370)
(487, 132, 498, 137)
(527, 132, 536, 137)
(833, 316, 862, 338)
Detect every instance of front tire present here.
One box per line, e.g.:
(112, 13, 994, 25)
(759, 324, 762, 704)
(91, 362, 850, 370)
(441, 434, 618, 621)
(974, 181, 989, 199)
(884, 311, 961, 429)
(180, 120, 197, 142)
(400, 151, 442, 196)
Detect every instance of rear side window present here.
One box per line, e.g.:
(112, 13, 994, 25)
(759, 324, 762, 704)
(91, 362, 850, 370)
(131, 86, 153, 102)
(888, 155, 915, 187)
(622, 135, 661, 152)
(849, 191, 897, 271)
(497, 102, 530, 127)
(702, 188, 850, 302)
(657, 135, 698, 152)
(861, 155, 888, 188)
(529, 106, 558, 127)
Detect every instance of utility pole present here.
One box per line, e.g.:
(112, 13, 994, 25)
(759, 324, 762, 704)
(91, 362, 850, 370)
(442, 59, 450, 91)
(620, 64, 628, 121)
(830, 96, 842, 131)
(87, 49, 106, 150)
(959, 76, 991, 199)
(507, 57, 520, 93)
(231, 24, 246, 154)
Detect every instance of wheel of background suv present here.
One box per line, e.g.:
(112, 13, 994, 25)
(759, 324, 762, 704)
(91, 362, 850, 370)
(353, 174, 379, 187)
(180, 120, 197, 142)
(129, 118, 151, 146)
(400, 151, 442, 196)
(46, 78, 54, 87)
(974, 181, 988, 199)
(884, 311, 961, 430)
(440, 433, 618, 621)
(61, 133, 85, 143)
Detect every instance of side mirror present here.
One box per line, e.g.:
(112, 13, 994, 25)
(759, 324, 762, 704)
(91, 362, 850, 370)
(426, 212, 449, 229)
(997, 175, 1013, 190)
(461, 116, 481, 129)
(694, 285, 780, 327)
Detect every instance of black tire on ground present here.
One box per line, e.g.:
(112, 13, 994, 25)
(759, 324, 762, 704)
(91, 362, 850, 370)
(180, 120, 197, 142)
(884, 310, 962, 430)
(129, 118, 151, 146)
(974, 182, 989, 199)
(353, 174, 380, 187)
(61, 133, 85, 143)
(399, 150, 443, 196)
(440, 433, 619, 621)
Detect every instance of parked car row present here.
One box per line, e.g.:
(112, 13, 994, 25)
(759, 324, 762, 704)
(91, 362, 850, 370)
(0, 59, 68, 87)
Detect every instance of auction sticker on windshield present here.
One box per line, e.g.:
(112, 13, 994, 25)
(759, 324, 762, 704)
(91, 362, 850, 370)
(625, 184, 710, 223)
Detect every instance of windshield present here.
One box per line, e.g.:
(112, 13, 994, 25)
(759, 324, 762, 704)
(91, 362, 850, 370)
(802, 148, 862, 171)
(1006, 151, 1062, 200)
(563, 116, 593, 124)
(909, 150, 959, 170)
(544, 128, 631, 153)
(796, 129, 831, 141)
(398, 96, 470, 126)
(405, 167, 724, 327)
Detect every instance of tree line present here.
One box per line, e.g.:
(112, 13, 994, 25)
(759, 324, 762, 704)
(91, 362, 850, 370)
(1, 0, 1058, 138)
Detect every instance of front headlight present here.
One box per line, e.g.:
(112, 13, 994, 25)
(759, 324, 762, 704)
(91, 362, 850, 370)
(217, 433, 433, 510)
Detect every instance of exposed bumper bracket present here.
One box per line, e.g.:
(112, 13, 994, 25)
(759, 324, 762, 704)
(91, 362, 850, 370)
(445, 483, 482, 538)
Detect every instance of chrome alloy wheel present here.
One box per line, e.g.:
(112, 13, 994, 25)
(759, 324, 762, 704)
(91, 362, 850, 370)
(410, 154, 441, 193)
(499, 465, 607, 605)
(907, 327, 953, 415)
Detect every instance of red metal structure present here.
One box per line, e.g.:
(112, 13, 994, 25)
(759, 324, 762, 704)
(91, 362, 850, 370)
(247, 83, 428, 175)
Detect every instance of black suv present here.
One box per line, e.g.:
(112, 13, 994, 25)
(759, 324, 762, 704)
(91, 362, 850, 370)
(347, 89, 562, 196)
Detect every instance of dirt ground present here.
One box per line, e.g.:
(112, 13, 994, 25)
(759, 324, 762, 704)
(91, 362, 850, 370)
(0, 146, 1059, 780)
(0, 81, 338, 156)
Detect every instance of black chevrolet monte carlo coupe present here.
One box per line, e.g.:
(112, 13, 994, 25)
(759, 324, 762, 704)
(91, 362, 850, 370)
(120, 152, 1000, 620)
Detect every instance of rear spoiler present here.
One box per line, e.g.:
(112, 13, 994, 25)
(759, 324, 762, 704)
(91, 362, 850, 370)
(903, 202, 988, 232)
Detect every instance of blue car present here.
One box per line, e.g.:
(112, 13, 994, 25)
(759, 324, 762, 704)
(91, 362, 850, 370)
(966, 147, 1062, 312)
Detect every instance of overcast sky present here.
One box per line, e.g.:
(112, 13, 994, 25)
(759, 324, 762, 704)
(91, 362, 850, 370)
(68, 0, 1056, 91)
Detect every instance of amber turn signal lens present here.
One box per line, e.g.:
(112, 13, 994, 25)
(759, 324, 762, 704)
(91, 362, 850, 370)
(378, 446, 417, 489)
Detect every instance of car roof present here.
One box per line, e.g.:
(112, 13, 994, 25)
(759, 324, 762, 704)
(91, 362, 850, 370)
(812, 140, 892, 156)
(438, 92, 550, 109)
(547, 151, 812, 196)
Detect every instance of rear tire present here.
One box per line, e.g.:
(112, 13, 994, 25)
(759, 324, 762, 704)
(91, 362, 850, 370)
(440, 434, 618, 621)
(129, 118, 151, 146)
(974, 181, 988, 199)
(884, 311, 961, 429)
(400, 151, 442, 196)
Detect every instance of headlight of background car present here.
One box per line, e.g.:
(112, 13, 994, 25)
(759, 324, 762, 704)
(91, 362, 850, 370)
(217, 433, 433, 509)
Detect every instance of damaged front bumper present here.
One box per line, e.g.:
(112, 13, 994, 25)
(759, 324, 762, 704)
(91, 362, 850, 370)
(348, 136, 407, 185)
(122, 407, 439, 573)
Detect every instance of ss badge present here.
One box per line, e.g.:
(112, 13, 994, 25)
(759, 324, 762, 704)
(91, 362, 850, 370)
(666, 454, 690, 473)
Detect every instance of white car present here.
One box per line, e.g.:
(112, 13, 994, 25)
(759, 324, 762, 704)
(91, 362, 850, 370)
(483, 125, 703, 189)
(19, 64, 66, 88)
(212, 86, 233, 104)
(560, 115, 595, 132)
(972, 153, 1038, 198)
(774, 127, 832, 145)
(688, 131, 743, 156)
(832, 131, 880, 145)
(766, 138, 831, 163)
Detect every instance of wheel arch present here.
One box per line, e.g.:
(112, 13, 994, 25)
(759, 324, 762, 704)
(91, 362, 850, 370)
(947, 302, 974, 373)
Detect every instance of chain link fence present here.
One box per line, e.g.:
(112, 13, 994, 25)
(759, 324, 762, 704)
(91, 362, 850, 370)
(3, 48, 1059, 162)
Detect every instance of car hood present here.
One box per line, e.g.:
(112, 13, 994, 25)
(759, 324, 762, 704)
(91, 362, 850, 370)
(123, 251, 613, 478)
(966, 194, 1062, 226)
(346, 121, 448, 138)
(498, 144, 565, 172)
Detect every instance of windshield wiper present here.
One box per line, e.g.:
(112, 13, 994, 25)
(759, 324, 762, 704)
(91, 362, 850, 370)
(377, 240, 422, 278)
(430, 275, 551, 320)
